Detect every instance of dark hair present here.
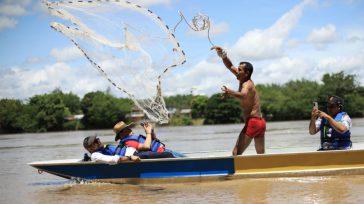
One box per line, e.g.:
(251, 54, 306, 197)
(240, 61, 253, 79)
(329, 95, 344, 111)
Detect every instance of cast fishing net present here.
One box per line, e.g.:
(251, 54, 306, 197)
(44, 0, 213, 124)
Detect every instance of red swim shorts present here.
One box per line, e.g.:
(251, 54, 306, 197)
(243, 117, 266, 138)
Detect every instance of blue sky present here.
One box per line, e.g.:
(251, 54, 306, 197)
(1, 0, 364, 99)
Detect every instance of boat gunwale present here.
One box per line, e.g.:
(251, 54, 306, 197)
(28, 149, 364, 167)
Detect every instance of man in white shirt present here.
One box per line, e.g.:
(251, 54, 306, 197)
(83, 135, 174, 164)
(83, 135, 140, 164)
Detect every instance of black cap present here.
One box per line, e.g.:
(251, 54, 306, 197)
(328, 95, 343, 107)
(83, 135, 97, 149)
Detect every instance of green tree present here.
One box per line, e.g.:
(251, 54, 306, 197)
(258, 80, 320, 120)
(345, 92, 364, 117)
(191, 95, 208, 119)
(29, 92, 66, 132)
(319, 71, 364, 117)
(257, 84, 287, 120)
(61, 92, 81, 114)
(320, 71, 357, 98)
(15, 104, 38, 132)
(51, 89, 81, 114)
(0, 99, 26, 133)
(164, 94, 193, 109)
(282, 80, 320, 120)
(81, 91, 133, 129)
(204, 93, 241, 124)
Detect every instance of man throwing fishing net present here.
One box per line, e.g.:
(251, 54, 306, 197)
(212, 46, 266, 155)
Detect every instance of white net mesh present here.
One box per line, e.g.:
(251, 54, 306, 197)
(44, 0, 187, 124)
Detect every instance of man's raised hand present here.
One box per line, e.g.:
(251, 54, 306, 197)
(211, 46, 227, 58)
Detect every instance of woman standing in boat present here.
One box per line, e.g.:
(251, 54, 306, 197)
(113, 121, 186, 157)
(309, 95, 352, 150)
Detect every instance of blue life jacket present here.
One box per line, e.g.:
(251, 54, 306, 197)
(320, 112, 352, 150)
(120, 134, 164, 152)
(96, 144, 127, 156)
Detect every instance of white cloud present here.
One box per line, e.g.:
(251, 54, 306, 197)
(256, 57, 312, 84)
(50, 46, 84, 62)
(347, 36, 364, 43)
(0, 17, 17, 31)
(0, 4, 27, 16)
(0, 63, 108, 99)
(1, 0, 31, 6)
(253, 51, 364, 86)
(345, 29, 364, 43)
(307, 24, 337, 47)
(317, 52, 364, 75)
(0, 1, 32, 31)
(230, 0, 313, 61)
(285, 39, 300, 49)
(163, 60, 234, 96)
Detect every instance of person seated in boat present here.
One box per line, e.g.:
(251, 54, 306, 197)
(83, 135, 174, 164)
(309, 95, 352, 151)
(113, 121, 186, 157)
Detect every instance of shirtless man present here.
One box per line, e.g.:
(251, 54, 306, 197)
(212, 46, 266, 155)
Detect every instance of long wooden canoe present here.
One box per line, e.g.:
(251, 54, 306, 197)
(29, 149, 364, 184)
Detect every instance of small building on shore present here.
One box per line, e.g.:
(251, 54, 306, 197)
(126, 106, 145, 123)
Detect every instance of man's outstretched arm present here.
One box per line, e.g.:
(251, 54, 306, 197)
(211, 46, 238, 76)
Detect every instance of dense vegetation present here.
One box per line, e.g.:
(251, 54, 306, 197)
(1, 71, 363, 133)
